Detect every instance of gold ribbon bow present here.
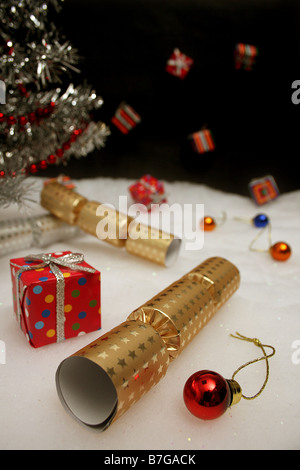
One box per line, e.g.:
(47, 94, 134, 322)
(11, 253, 96, 343)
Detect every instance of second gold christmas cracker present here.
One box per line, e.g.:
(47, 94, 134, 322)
(41, 181, 181, 267)
(56, 257, 240, 430)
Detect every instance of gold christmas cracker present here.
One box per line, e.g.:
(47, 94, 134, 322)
(55, 257, 240, 430)
(41, 182, 87, 225)
(75, 200, 129, 248)
(128, 256, 240, 359)
(125, 221, 181, 267)
(41, 181, 180, 266)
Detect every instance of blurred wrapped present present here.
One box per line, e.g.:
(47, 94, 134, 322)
(234, 43, 258, 71)
(165, 48, 194, 79)
(128, 174, 167, 209)
(111, 102, 141, 134)
(188, 128, 215, 154)
(248, 175, 280, 205)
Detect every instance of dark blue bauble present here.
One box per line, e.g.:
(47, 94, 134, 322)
(253, 214, 269, 228)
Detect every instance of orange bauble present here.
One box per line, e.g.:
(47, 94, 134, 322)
(200, 216, 216, 231)
(270, 242, 292, 261)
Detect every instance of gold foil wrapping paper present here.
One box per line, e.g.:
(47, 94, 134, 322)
(56, 320, 169, 429)
(41, 181, 180, 266)
(125, 221, 181, 267)
(128, 257, 240, 359)
(76, 200, 131, 248)
(41, 182, 87, 225)
(56, 257, 240, 430)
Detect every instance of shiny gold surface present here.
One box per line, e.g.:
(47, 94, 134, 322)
(128, 257, 240, 359)
(41, 182, 87, 225)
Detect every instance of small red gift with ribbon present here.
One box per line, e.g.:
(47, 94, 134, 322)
(165, 48, 194, 79)
(10, 251, 101, 348)
(128, 174, 167, 210)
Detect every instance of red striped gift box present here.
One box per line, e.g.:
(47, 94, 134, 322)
(234, 43, 258, 71)
(111, 102, 141, 134)
(189, 129, 215, 154)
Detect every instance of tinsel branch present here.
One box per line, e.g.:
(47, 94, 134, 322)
(0, 0, 110, 207)
(0, 0, 62, 33)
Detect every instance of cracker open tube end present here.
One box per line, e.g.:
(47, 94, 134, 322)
(56, 356, 118, 430)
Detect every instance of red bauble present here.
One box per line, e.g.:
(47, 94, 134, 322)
(183, 370, 231, 420)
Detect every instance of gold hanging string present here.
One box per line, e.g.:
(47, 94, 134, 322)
(234, 216, 251, 225)
(249, 222, 272, 253)
(230, 332, 276, 400)
(216, 211, 227, 227)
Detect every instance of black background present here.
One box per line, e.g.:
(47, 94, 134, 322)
(43, 0, 300, 196)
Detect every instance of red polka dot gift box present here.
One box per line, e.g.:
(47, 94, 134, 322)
(9, 251, 101, 348)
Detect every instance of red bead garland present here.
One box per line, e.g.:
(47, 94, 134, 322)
(55, 148, 64, 158)
(47, 154, 57, 164)
(0, 101, 56, 128)
(19, 116, 27, 127)
(39, 160, 48, 170)
(7, 116, 16, 126)
(29, 164, 38, 174)
(17, 83, 30, 98)
(0, 123, 88, 178)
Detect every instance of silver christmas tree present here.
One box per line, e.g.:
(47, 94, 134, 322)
(0, 0, 110, 207)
